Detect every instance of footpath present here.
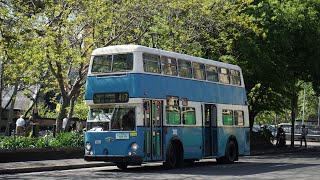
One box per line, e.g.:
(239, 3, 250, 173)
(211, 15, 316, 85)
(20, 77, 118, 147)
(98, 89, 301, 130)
(1, 141, 319, 175)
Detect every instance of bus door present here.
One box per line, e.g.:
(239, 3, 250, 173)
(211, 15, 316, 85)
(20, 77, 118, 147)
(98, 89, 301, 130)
(143, 100, 163, 161)
(204, 104, 217, 156)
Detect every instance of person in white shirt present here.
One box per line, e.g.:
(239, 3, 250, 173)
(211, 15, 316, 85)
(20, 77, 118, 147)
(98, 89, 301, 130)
(300, 125, 308, 147)
(62, 118, 68, 131)
(16, 115, 25, 136)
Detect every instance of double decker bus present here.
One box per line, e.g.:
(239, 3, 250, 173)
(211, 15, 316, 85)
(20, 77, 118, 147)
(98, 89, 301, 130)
(84, 45, 250, 169)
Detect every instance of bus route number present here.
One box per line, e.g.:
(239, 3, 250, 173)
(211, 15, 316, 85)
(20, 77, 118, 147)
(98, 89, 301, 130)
(93, 92, 129, 103)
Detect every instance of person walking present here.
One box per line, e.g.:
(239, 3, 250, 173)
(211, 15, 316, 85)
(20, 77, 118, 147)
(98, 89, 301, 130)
(25, 116, 34, 137)
(300, 125, 308, 147)
(16, 115, 25, 136)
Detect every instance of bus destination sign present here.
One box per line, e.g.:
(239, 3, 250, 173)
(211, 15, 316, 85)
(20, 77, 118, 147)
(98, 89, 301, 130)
(93, 92, 129, 103)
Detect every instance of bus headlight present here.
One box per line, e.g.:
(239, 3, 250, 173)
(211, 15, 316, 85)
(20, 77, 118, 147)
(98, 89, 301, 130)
(86, 142, 92, 151)
(131, 143, 139, 151)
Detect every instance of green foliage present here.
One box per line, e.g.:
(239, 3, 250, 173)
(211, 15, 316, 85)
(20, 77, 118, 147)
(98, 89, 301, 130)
(72, 99, 88, 120)
(2, 0, 320, 130)
(37, 102, 58, 119)
(0, 132, 84, 150)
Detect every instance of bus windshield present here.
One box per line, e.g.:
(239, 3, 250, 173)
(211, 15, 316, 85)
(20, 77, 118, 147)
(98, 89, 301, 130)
(91, 53, 133, 73)
(87, 106, 136, 131)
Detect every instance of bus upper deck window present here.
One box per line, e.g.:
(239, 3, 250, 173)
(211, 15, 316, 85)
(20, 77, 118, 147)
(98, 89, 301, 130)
(206, 65, 218, 82)
(178, 60, 192, 78)
(193, 63, 205, 80)
(161, 56, 178, 76)
(113, 54, 133, 72)
(91, 53, 133, 73)
(230, 70, 241, 86)
(92, 55, 112, 73)
(219, 67, 230, 84)
(143, 53, 160, 73)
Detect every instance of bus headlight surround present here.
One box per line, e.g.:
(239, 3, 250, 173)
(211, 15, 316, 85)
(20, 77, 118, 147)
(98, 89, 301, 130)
(131, 143, 139, 151)
(85, 142, 92, 151)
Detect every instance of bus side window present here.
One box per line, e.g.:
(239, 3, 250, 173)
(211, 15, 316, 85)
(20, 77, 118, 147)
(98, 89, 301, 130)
(193, 63, 205, 80)
(222, 109, 233, 125)
(178, 59, 192, 78)
(230, 70, 241, 86)
(166, 105, 181, 125)
(234, 110, 244, 126)
(182, 107, 196, 125)
(161, 56, 178, 76)
(219, 67, 230, 84)
(206, 65, 218, 82)
(143, 53, 160, 73)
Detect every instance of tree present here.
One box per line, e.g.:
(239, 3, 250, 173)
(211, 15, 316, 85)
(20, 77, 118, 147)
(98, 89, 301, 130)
(0, 0, 50, 135)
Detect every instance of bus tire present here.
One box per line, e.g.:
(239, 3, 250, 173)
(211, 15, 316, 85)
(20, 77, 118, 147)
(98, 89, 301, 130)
(225, 140, 237, 163)
(216, 157, 225, 164)
(165, 143, 184, 168)
(165, 143, 177, 168)
(116, 163, 128, 170)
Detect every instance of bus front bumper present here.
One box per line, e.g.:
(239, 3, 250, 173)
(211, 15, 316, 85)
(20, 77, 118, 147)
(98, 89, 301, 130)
(84, 155, 143, 163)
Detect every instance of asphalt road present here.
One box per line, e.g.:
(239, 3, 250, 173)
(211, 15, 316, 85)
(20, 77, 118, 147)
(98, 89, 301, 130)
(1, 150, 320, 180)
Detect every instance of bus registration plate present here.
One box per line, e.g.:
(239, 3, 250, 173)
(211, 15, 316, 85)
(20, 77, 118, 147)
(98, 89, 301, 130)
(115, 133, 129, 140)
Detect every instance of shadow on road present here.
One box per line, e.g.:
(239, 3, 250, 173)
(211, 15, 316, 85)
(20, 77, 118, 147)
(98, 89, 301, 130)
(100, 159, 320, 177)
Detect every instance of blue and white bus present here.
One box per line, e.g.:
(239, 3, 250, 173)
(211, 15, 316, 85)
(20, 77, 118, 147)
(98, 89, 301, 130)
(84, 45, 250, 169)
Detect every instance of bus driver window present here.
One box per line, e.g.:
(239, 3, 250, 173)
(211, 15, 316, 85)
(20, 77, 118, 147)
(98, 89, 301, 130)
(121, 110, 135, 131)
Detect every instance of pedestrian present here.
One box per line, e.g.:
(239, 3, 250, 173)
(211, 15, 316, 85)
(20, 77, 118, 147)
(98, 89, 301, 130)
(16, 115, 25, 136)
(25, 116, 34, 137)
(62, 118, 68, 131)
(76, 120, 84, 132)
(300, 125, 308, 147)
(71, 122, 76, 131)
(276, 125, 285, 147)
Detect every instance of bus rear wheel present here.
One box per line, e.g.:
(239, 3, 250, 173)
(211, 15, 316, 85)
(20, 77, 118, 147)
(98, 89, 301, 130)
(216, 140, 237, 164)
(225, 140, 237, 163)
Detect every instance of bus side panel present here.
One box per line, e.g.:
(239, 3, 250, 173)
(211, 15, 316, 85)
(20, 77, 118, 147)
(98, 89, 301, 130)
(85, 74, 247, 106)
(216, 127, 250, 157)
(182, 127, 203, 160)
(164, 127, 202, 160)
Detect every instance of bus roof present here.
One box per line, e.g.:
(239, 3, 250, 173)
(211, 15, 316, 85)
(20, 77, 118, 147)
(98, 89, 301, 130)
(91, 45, 241, 70)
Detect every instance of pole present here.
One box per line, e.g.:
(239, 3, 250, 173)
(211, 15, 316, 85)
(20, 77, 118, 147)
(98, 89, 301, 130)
(302, 82, 306, 125)
(318, 96, 320, 126)
(274, 114, 277, 142)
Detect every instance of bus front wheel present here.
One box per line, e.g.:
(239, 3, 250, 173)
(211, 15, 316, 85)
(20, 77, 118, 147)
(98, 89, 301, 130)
(164, 143, 183, 168)
(116, 163, 128, 170)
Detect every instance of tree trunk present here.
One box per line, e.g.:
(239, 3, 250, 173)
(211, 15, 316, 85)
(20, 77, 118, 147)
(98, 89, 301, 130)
(65, 95, 76, 131)
(5, 82, 19, 136)
(24, 85, 41, 117)
(0, 69, 3, 130)
(290, 94, 298, 147)
(249, 112, 255, 131)
(55, 100, 69, 132)
(249, 108, 257, 131)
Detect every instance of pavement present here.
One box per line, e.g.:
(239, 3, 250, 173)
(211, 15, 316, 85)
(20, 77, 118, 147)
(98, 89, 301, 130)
(1, 140, 319, 175)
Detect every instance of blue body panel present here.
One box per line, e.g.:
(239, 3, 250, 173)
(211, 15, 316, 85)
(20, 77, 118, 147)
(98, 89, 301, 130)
(85, 74, 247, 105)
(85, 126, 249, 162)
(85, 131, 144, 157)
(164, 127, 203, 159)
(216, 127, 250, 157)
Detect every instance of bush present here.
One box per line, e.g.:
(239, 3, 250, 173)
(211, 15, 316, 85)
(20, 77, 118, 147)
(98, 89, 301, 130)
(0, 132, 84, 150)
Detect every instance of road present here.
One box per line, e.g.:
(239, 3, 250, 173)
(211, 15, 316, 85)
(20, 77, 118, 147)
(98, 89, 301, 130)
(1, 150, 320, 180)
